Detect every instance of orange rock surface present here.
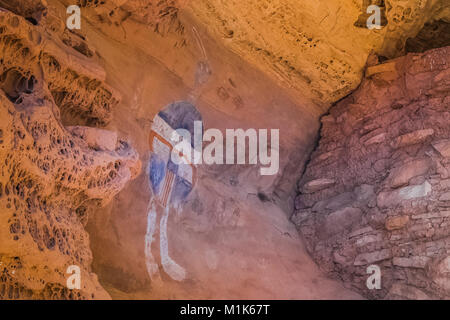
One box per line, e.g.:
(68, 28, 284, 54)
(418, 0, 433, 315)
(0, 0, 449, 300)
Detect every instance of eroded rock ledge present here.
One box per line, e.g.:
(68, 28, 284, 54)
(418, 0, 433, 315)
(188, 0, 450, 107)
(293, 46, 450, 300)
(0, 8, 140, 299)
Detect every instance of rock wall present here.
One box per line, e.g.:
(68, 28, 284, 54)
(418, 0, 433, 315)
(0, 7, 140, 299)
(74, 0, 187, 36)
(293, 46, 450, 299)
(187, 0, 450, 107)
(0, 0, 336, 300)
(71, 0, 450, 109)
(1, 0, 448, 300)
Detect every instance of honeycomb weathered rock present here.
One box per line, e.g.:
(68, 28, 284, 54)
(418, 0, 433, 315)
(0, 6, 140, 299)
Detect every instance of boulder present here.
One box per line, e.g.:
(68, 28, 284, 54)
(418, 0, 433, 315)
(321, 207, 362, 239)
(312, 191, 355, 212)
(354, 184, 375, 202)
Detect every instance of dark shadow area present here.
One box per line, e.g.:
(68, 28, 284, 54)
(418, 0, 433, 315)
(406, 19, 450, 53)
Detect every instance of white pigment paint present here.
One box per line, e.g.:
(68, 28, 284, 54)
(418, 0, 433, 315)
(160, 206, 186, 281)
(144, 201, 160, 281)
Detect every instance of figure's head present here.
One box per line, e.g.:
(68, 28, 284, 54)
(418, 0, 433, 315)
(148, 101, 203, 208)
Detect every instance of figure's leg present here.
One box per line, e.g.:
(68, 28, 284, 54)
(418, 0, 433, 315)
(145, 199, 161, 282)
(160, 205, 186, 281)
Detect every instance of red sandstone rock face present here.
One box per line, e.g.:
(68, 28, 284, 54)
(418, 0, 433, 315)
(293, 46, 450, 300)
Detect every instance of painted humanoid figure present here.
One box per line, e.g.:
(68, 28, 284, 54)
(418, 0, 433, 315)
(145, 101, 202, 282)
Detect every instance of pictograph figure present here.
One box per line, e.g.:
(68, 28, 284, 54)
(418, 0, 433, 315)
(145, 101, 202, 282)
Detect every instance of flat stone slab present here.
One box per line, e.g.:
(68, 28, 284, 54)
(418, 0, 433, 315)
(392, 129, 434, 149)
(377, 181, 432, 208)
(354, 249, 391, 266)
(393, 256, 430, 268)
(366, 62, 397, 77)
(432, 139, 450, 157)
(356, 234, 383, 246)
(439, 191, 450, 201)
(385, 215, 410, 230)
(411, 211, 450, 220)
(302, 178, 335, 194)
(364, 133, 386, 146)
(388, 158, 431, 188)
(348, 226, 374, 238)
